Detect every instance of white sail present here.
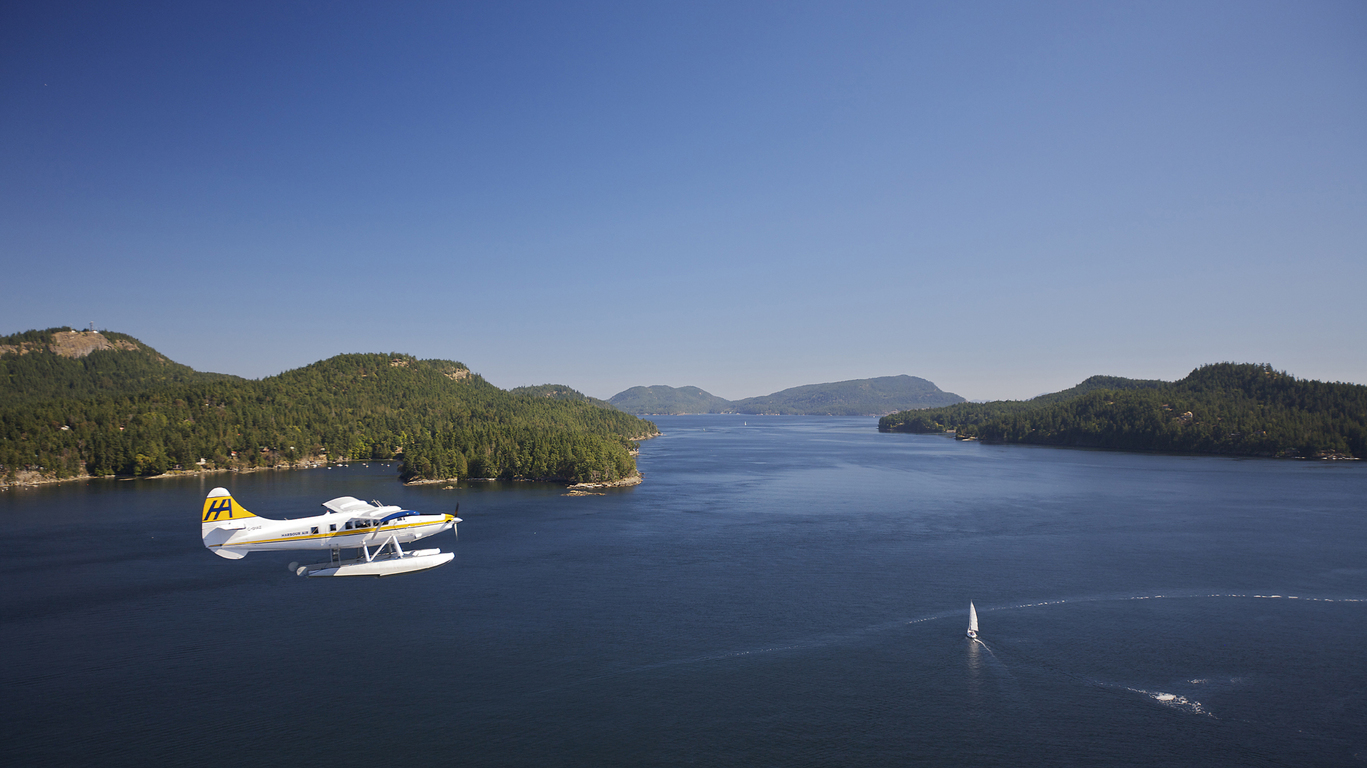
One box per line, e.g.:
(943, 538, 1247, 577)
(968, 602, 979, 633)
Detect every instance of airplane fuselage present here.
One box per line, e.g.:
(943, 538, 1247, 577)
(201, 490, 457, 560)
(204, 511, 454, 554)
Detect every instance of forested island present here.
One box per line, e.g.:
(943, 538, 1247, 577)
(608, 385, 735, 415)
(880, 363, 1366, 459)
(610, 375, 964, 415)
(1, 328, 657, 488)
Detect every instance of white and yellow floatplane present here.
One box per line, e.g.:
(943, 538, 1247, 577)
(200, 487, 460, 577)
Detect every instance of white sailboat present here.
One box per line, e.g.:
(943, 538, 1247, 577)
(966, 601, 979, 639)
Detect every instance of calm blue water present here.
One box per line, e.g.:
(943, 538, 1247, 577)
(3, 415, 1366, 766)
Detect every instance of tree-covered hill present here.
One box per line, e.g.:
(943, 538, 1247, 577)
(609, 376, 963, 416)
(731, 375, 963, 415)
(1, 334, 658, 486)
(0, 327, 239, 407)
(879, 364, 1367, 459)
(509, 384, 616, 409)
(1026, 374, 1166, 405)
(608, 385, 735, 414)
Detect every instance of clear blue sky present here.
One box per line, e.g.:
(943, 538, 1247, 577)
(3, 1, 1364, 401)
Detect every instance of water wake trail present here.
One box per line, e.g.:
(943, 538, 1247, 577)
(532, 592, 1362, 699)
(955, 592, 1359, 724)
(531, 613, 949, 696)
(972, 630, 1220, 719)
(965, 636, 1041, 729)
(994, 592, 1365, 614)
(1114, 687, 1213, 717)
(963, 591, 1367, 762)
(971, 638, 1008, 672)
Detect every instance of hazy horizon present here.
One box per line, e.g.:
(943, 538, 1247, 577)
(8, 325, 1351, 405)
(4, 2, 1363, 401)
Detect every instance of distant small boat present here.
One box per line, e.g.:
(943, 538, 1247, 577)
(966, 601, 979, 639)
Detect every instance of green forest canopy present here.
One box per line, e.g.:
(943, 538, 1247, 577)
(0, 327, 239, 407)
(879, 364, 1367, 459)
(2, 333, 657, 484)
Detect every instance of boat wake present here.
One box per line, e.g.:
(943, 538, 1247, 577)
(935, 593, 1367, 723)
(969, 638, 1017, 681)
(1116, 686, 1214, 718)
(534, 592, 1362, 702)
(995, 592, 1365, 614)
(971, 637, 1221, 720)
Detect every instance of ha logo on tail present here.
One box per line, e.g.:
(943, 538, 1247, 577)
(200, 487, 460, 576)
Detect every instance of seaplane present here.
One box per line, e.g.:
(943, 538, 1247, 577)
(200, 487, 460, 577)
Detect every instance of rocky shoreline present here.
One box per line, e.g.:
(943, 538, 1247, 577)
(564, 471, 644, 496)
(401, 432, 658, 488)
(404, 470, 647, 494)
(567, 472, 644, 490)
(2, 457, 336, 491)
(6, 431, 662, 492)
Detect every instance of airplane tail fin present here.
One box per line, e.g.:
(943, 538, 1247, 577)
(202, 487, 257, 558)
(202, 487, 256, 522)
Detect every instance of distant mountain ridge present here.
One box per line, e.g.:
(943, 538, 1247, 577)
(609, 375, 964, 416)
(608, 385, 735, 415)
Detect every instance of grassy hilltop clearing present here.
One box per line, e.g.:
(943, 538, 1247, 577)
(1, 328, 657, 487)
(880, 363, 1367, 459)
(610, 375, 964, 416)
(0, 328, 241, 406)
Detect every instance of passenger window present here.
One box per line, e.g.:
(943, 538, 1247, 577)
(311, 527, 319, 534)
(345, 521, 353, 530)
(329, 524, 336, 532)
